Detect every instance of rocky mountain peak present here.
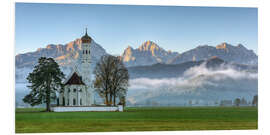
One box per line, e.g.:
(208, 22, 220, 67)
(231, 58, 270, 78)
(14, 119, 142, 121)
(37, 48, 42, 51)
(122, 46, 135, 62)
(126, 45, 134, 50)
(138, 40, 161, 52)
(216, 42, 229, 49)
(123, 46, 134, 55)
(122, 41, 179, 67)
(46, 44, 55, 49)
(66, 40, 80, 51)
(237, 44, 245, 49)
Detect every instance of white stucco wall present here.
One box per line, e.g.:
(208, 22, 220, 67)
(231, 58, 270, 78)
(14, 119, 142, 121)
(51, 105, 123, 112)
(59, 85, 95, 106)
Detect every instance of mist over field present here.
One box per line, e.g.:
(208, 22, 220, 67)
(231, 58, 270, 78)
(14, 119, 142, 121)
(15, 61, 258, 107)
(127, 63, 257, 106)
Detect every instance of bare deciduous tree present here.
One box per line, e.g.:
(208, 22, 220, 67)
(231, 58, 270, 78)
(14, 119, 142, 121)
(93, 55, 129, 106)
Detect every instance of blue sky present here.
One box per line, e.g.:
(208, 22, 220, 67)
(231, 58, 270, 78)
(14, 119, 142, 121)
(15, 3, 258, 55)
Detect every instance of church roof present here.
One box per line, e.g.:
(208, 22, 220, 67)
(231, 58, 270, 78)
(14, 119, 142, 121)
(81, 28, 92, 43)
(64, 72, 85, 85)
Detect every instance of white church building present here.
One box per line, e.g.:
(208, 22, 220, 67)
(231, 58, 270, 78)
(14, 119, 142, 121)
(52, 29, 123, 112)
(59, 29, 94, 107)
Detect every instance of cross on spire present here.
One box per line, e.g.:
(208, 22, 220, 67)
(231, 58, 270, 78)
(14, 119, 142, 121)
(85, 28, 88, 35)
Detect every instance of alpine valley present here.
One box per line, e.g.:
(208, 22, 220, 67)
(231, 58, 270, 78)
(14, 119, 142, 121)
(15, 38, 258, 107)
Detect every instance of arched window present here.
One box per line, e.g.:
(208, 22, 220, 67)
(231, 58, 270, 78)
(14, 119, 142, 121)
(62, 97, 65, 106)
(85, 50, 88, 54)
(80, 99, 82, 106)
(73, 98, 76, 106)
(73, 89, 76, 92)
(89, 50, 90, 54)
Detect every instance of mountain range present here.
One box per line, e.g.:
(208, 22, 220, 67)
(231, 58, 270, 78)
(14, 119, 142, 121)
(128, 56, 257, 79)
(122, 42, 257, 67)
(169, 43, 257, 65)
(15, 38, 258, 107)
(16, 39, 257, 69)
(16, 38, 107, 69)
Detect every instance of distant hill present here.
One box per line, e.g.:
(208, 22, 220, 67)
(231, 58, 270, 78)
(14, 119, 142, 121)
(128, 56, 257, 79)
(127, 57, 257, 106)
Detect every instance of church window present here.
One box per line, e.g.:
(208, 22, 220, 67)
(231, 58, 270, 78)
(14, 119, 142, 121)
(80, 99, 82, 105)
(83, 50, 84, 54)
(86, 50, 88, 54)
(73, 98, 76, 105)
(68, 89, 70, 93)
(73, 88, 76, 92)
(89, 50, 90, 54)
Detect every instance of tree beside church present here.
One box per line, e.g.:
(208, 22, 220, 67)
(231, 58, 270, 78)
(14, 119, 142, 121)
(23, 57, 65, 112)
(93, 55, 129, 106)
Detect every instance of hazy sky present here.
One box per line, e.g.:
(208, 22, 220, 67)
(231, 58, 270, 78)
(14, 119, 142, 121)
(15, 3, 258, 55)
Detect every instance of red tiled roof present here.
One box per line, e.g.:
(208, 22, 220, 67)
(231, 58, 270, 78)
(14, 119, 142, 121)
(65, 72, 85, 85)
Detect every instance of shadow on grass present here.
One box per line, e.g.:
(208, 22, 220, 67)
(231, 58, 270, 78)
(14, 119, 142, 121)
(16, 108, 46, 113)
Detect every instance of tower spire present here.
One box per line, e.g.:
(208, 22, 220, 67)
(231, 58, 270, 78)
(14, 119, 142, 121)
(81, 27, 91, 43)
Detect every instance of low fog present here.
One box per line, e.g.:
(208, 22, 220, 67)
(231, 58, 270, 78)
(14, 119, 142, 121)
(15, 62, 258, 107)
(127, 63, 258, 106)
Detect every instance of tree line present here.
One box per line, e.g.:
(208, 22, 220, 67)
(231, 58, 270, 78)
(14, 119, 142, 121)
(233, 95, 258, 107)
(219, 95, 258, 107)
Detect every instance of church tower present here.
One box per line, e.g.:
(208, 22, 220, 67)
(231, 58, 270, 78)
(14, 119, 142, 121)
(80, 28, 92, 85)
(59, 29, 94, 107)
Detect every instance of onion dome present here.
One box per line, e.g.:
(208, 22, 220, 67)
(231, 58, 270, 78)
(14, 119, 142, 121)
(81, 28, 92, 43)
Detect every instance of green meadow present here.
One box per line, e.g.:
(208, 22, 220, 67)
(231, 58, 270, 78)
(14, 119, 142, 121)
(15, 107, 258, 133)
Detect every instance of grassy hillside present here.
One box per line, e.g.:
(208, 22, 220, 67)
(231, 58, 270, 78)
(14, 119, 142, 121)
(15, 107, 258, 133)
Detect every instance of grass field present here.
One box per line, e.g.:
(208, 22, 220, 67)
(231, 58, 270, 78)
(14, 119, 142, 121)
(15, 107, 258, 133)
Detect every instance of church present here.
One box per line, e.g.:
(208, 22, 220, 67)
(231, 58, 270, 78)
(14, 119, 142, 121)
(58, 29, 95, 106)
(53, 29, 123, 112)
